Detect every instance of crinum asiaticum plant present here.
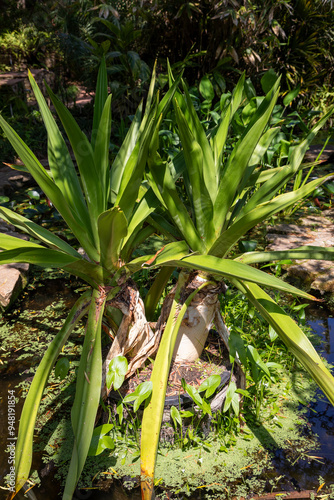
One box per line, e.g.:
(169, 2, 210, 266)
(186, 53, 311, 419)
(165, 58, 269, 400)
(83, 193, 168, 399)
(135, 71, 334, 499)
(0, 59, 182, 499)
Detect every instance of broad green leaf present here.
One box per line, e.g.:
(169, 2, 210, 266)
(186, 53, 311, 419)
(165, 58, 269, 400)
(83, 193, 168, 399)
(182, 379, 203, 406)
(127, 241, 189, 273)
(122, 188, 160, 250)
(55, 357, 70, 380)
(223, 381, 237, 413)
(14, 292, 91, 496)
(247, 345, 271, 379)
(238, 280, 334, 406)
(124, 381, 153, 412)
(0, 247, 79, 267)
(170, 406, 182, 427)
(198, 375, 221, 398)
(88, 424, 114, 456)
(283, 85, 300, 107)
(0, 233, 45, 250)
(261, 69, 279, 94)
(229, 330, 247, 366)
(64, 288, 106, 499)
(212, 104, 231, 169)
(97, 207, 128, 271)
(199, 75, 214, 101)
(116, 104, 159, 221)
(0, 206, 81, 257)
(178, 84, 217, 202)
(106, 355, 128, 391)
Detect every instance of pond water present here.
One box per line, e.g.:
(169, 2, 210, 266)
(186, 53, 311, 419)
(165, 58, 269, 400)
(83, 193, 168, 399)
(1, 305, 334, 499)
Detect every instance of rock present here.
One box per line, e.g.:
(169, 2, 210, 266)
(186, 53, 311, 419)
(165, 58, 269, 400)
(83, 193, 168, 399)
(266, 209, 334, 295)
(0, 262, 29, 310)
(0, 219, 30, 310)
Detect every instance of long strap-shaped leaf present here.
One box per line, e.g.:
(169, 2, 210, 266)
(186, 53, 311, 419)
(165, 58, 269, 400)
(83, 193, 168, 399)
(63, 288, 106, 500)
(151, 253, 318, 301)
(239, 106, 334, 217)
(11, 292, 91, 499)
(27, 72, 92, 237)
(0, 116, 99, 262)
(213, 82, 280, 235)
(97, 206, 128, 271)
(0, 206, 81, 257)
(147, 134, 204, 253)
(174, 100, 215, 248)
(235, 280, 334, 406)
(45, 84, 104, 246)
(140, 273, 214, 499)
(0, 247, 108, 288)
(209, 173, 334, 257)
(92, 55, 108, 150)
(235, 245, 334, 265)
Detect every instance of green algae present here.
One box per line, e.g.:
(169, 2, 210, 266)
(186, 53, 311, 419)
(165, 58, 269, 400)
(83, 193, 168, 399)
(37, 365, 324, 499)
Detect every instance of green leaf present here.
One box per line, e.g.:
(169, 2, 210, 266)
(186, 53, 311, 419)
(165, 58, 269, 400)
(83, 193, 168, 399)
(147, 146, 204, 253)
(283, 85, 300, 107)
(198, 375, 221, 398)
(237, 280, 334, 406)
(64, 288, 106, 499)
(247, 345, 271, 379)
(211, 173, 334, 258)
(14, 292, 91, 496)
(182, 379, 203, 407)
(170, 406, 182, 427)
(199, 75, 214, 101)
(229, 330, 247, 366)
(45, 84, 103, 242)
(160, 253, 317, 301)
(261, 69, 279, 94)
(0, 114, 98, 261)
(28, 71, 92, 235)
(55, 357, 70, 380)
(123, 381, 153, 412)
(88, 424, 114, 456)
(92, 56, 108, 149)
(140, 274, 213, 496)
(174, 101, 215, 247)
(213, 81, 280, 235)
(0, 206, 81, 257)
(93, 94, 112, 210)
(110, 103, 142, 203)
(97, 206, 128, 271)
(106, 355, 128, 390)
(223, 381, 237, 413)
(236, 245, 334, 265)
